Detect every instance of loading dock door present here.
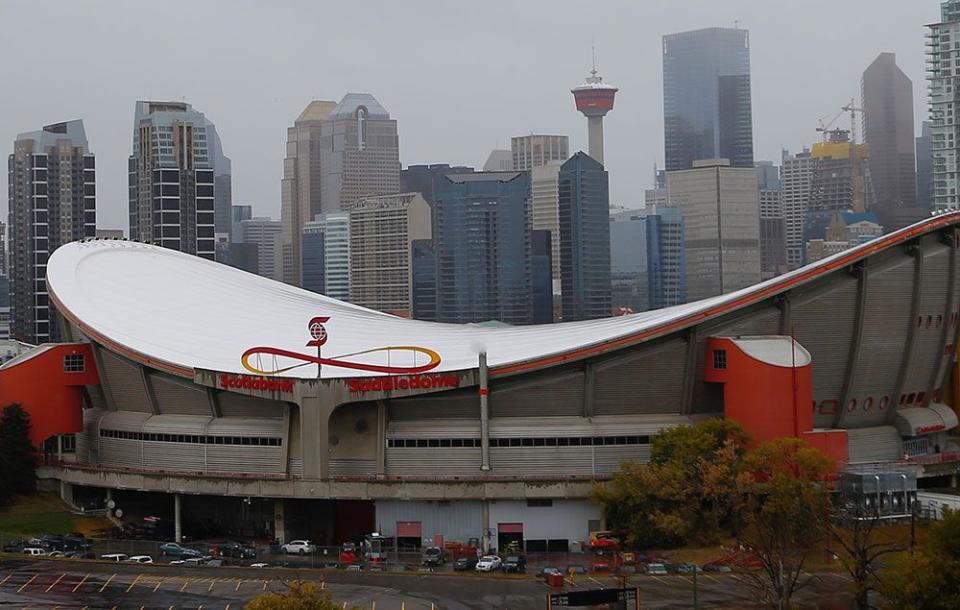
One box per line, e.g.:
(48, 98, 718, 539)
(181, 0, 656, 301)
(497, 522, 523, 553)
(396, 521, 422, 551)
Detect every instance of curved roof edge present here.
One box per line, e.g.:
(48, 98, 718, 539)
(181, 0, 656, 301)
(492, 211, 958, 377)
(46, 212, 959, 381)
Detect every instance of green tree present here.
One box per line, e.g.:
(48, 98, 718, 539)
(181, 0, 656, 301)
(592, 419, 750, 548)
(737, 437, 834, 610)
(878, 508, 960, 609)
(246, 581, 361, 610)
(0, 404, 36, 505)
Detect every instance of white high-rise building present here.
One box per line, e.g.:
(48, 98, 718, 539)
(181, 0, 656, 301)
(781, 149, 815, 269)
(666, 159, 761, 301)
(240, 218, 283, 281)
(928, 1, 960, 211)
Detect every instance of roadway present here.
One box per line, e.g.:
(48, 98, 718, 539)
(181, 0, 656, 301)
(0, 557, 854, 609)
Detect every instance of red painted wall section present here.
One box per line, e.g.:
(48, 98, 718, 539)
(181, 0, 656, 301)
(704, 336, 845, 455)
(0, 344, 99, 446)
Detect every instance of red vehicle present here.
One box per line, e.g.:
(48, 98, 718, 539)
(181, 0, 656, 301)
(588, 537, 621, 572)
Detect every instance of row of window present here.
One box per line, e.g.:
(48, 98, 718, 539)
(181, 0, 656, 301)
(386, 435, 651, 448)
(815, 388, 943, 416)
(99, 429, 282, 447)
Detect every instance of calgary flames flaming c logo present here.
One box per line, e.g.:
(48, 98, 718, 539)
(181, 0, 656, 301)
(240, 316, 442, 376)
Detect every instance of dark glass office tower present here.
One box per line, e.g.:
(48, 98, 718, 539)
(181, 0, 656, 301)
(663, 27, 754, 171)
(558, 152, 611, 321)
(432, 171, 533, 324)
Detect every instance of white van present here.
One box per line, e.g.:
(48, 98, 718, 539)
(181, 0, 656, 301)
(100, 553, 129, 562)
(22, 547, 45, 556)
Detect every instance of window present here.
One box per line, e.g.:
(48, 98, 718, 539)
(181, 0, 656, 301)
(713, 349, 727, 370)
(63, 353, 85, 373)
(527, 499, 553, 508)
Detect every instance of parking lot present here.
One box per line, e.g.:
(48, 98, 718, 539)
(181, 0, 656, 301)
(0, 556, 855, 609)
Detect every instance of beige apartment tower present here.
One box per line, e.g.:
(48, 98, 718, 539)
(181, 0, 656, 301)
(280, 100, 337, 285)
(347, 192, 431, 317)
(666, 159, 761, 301)
(511, 135, 569, 171)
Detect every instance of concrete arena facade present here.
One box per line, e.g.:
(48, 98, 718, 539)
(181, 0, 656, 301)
(30, 213, 960, 546)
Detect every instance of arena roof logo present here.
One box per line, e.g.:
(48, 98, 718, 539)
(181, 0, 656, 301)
(240, 316, 443, 376)
(348, 374, 460, 394)
(219, 373, 294, 394)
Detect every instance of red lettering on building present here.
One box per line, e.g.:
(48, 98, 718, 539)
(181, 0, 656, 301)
(915, 424, 945, 435)
(219, 373, 294, 394)
(348, 374, 461, 394)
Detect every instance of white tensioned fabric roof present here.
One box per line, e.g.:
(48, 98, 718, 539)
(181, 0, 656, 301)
(46, 212, 957, 380)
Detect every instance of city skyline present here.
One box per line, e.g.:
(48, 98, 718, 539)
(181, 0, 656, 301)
(0, 0, 936, 230)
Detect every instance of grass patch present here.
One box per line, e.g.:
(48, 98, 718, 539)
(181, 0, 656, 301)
(0, 493, 110, 537)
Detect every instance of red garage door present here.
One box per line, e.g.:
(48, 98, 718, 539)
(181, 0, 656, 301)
(497, 522, 523, 534)
(396, 521, 422, 538)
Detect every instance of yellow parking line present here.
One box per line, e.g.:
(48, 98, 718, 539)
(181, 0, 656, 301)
(262, 579, 268, 591)
(45, 573, 66, 592)
(650, 575, 669, 585)
(98, 573, 116, 593)
(73, 574, 90, 592)
(236, 579, 243, 592)
(126, 574, 141, 593)
(154, 577, 164, 592)
(208, 578, 218, 592)
(0, 573, 11, 587)
(17, 574, 38, 593)
(677, 575, 693, 585)
(587, 575, 606, 588)
(704, 573, 722, 584)
(180, 578, 191, 593)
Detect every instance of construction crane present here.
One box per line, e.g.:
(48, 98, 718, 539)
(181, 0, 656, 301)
(815, 108, 846, 143)
(842, 98, 865, 213)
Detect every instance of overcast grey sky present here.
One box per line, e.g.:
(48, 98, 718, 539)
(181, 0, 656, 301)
(0, 0, 938, 231)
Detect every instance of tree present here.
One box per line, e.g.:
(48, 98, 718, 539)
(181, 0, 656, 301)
(0, 404, 36, 505)
(878, 508, 960, 609)
(246, 581, 361, 610)
(737, 437, 834, 610)
(592, 419, 750, 548)
(829, 497, 903, 610)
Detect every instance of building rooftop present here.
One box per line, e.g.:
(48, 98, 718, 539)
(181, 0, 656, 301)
(45, 212, 960, 382)
(330, 93, 390, 119)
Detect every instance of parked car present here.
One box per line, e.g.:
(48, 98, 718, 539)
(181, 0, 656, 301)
(702, 562, 732, 573)
(502, 555, 526, 573)
(281, 540, 317, 555)
(475, 555, 502, 572)
(64, 534, 92, 551)
(65, 551, 96, 559)
(40, 535, 66, 551)
(645, 563, 669, 575)
(3, 540, 27, 553)
(453, 556, 478, 571)
(126, 555, 153, 564)
(100, 553, 129, 562)
(539, 566, 562, 578)
(205, 559, 224, 567)
(47, 551, 65, 558)
(209, 541, 256, 559)
(159, 542, 202, 558)
(171, 557, 208, 566)
(565, 564, 587, 575)
(22, 547, 46, 556)
(421, 546, 444, 567)
(250, 562, 269, 568)
(677, 563, 702, 574)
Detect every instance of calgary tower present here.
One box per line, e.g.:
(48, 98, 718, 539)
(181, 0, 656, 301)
(571, 54, 618, 166)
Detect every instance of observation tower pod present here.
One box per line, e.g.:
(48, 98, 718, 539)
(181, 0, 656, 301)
(571, 65, 617, 166)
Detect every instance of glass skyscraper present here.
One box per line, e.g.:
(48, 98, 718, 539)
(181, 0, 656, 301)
(662, 27, 754, 171)
(432, 171, 533, 325)
(558, 152, 612, 321)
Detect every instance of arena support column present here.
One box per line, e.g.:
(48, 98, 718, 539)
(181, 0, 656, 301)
(174, 493, 182, 543)
(479, 352, 490, 471)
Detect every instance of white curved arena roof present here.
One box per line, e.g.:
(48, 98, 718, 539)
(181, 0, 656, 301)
(46, 213, 956, 380)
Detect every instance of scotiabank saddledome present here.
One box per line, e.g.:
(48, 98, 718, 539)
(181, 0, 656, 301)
(14, 212, 960, 548)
